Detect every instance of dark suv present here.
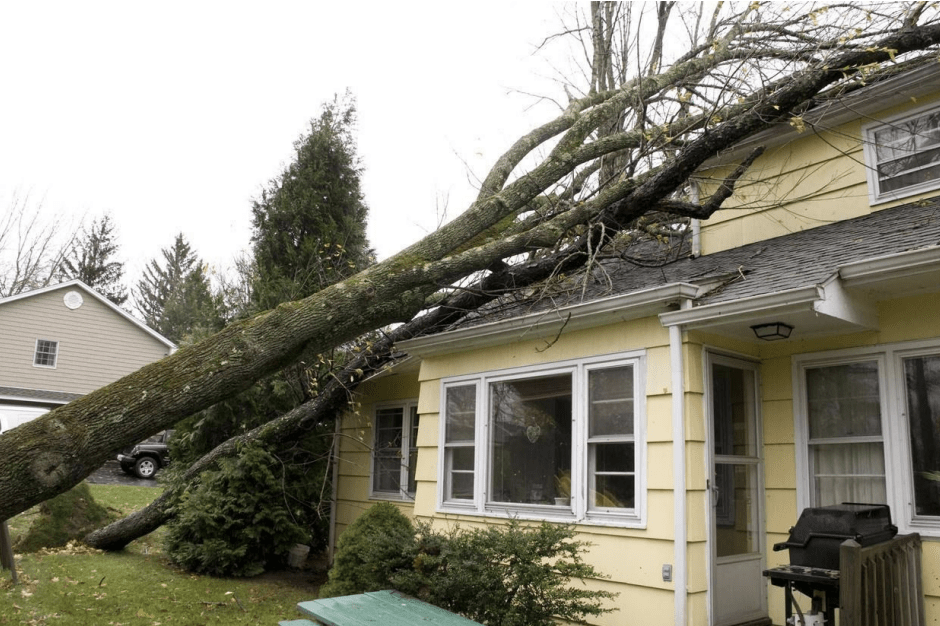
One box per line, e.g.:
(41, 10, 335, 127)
(117, 430, 173, 479)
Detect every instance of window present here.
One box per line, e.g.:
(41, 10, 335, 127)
(863, 103, 940, 203)
(440, 353, 645, 526)
(33, 339, 58, 368)
(371, 401, 419, 498)
(902, 353, 940, 519)
(796, 342, 940, 535)
(804, 360, 886, 506)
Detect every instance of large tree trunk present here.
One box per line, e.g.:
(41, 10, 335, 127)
(4, 14, 940, 522)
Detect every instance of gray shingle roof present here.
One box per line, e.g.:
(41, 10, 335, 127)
(446, 198, 940, 332)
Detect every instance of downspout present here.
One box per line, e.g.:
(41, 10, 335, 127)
(671, 318, 688, 625)
(327, 415, 342, 565)
(690, 181, 701, 258)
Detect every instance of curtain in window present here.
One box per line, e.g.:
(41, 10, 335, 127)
(806, 362, 887, 506)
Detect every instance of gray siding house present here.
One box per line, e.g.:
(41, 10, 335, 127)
(0, 280, 174, 432)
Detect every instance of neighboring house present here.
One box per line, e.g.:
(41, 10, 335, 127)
(0, 280, 174, 433)
(331, 63, 940, 626)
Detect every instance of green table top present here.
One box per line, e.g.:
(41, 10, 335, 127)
(297, 590, 482, 626)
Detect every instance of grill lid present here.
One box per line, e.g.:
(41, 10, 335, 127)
(773, 503, 897, 570)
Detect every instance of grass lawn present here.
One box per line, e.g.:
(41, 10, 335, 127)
(1, 483, 323, 625)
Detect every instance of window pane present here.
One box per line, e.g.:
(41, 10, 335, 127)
(593, 474, 635, 509)
(490, 375, 572, 505)
(715, 464, 760, 558)
(713, 364, 757, 457)
(446, 385, 476, 441)
(904, 355, 940, 517)
(812, 442, 886, 506)
(373, 407, 403, 493)
(589, 366, 634, 437)
(450, 472, 474, 500)
(807, 362, 881, 439)
(595, 442, 634, 473)
(373, 456, 401, 492)
(446, 447, 474, 500)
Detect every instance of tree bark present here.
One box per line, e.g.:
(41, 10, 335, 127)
(4, 12, 940, 523)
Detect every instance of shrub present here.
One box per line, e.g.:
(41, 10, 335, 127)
(320, 506, 616, 626)
(15, 483, 115, 552)
(318, 502, 416, 598)
(394, 520, 616, 626)
(164, 443, 308, 576)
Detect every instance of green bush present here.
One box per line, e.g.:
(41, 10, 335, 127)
(318, 502, 417, 598)
(321, 505, 616, 626)
(395, 520, 616, 626)
(15, 483, 116, 553)
(164, 443, 308, 576)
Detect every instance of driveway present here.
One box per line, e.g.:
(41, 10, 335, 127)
(86, 459, 162, 487)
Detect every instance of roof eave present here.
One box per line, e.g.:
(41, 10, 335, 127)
(398, 283, 700, 358)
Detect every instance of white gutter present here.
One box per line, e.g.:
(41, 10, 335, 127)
(660, 285, 822, 329)
(327, 415, 342, 565)
(838, 244, 940, 286)
(670, 320, 688, 625)
(690, 182, 701, 259)
(400, 283, 701, 357)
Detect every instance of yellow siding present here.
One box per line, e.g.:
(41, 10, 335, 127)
(696, 93, 940, 255)
(333, 316, 704, 624)
(332, 288, 940, 626)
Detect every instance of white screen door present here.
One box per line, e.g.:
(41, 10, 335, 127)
(708, 355, 767, 626)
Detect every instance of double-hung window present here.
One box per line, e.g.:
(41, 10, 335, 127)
(34, 339, 58, 368)
(802, 359, 887, 506)
(863, 103, 940, 204)
(440, 353, 645, 526)
(796, 342, 940, 536)
(371, 401, 419, 498)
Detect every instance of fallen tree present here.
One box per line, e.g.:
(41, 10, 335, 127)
(5, 2, 940, 523)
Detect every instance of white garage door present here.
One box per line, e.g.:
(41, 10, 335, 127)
(0, 405, 49, 434)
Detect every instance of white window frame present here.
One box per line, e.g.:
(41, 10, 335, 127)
(33, 339, 59, 369)
(794, 339, 940, 537)
(862, 101, 940, 205)
(369, 399, 419, 500)
(438, 351, 646, 528)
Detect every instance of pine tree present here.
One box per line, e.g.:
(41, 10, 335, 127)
(251, 93, 373, 310)
(134, 233, 221, 343)
(58, 214, 127, 306)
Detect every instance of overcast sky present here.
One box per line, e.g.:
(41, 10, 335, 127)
(0, 2, 570, 286)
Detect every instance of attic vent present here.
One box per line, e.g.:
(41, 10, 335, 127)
(63, 291, 83, 310)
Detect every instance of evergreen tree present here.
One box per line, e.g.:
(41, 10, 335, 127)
(58, 214, 127, 306)
(251, 93, 373, 310)
(134, 233, 221, 343)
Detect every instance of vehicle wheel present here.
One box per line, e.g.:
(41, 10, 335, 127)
(133, 456, 158, 479)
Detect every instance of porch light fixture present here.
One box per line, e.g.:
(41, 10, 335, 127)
(751, 322, 793, 341)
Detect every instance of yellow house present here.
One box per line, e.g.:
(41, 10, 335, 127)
(330, 63, 940, 626)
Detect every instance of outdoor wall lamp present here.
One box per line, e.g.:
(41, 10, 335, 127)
(750, 322, 793, 341)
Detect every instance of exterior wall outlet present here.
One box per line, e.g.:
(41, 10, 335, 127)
(662, 564, 672, 582)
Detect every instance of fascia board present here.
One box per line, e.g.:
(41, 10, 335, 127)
(838, 245, 940, 287)
(659, 285, 823, 329)
(0, 394, 73, 406)
(398, 283, 700, 357)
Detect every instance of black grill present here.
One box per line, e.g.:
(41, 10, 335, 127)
(763, 503, 898, 624)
